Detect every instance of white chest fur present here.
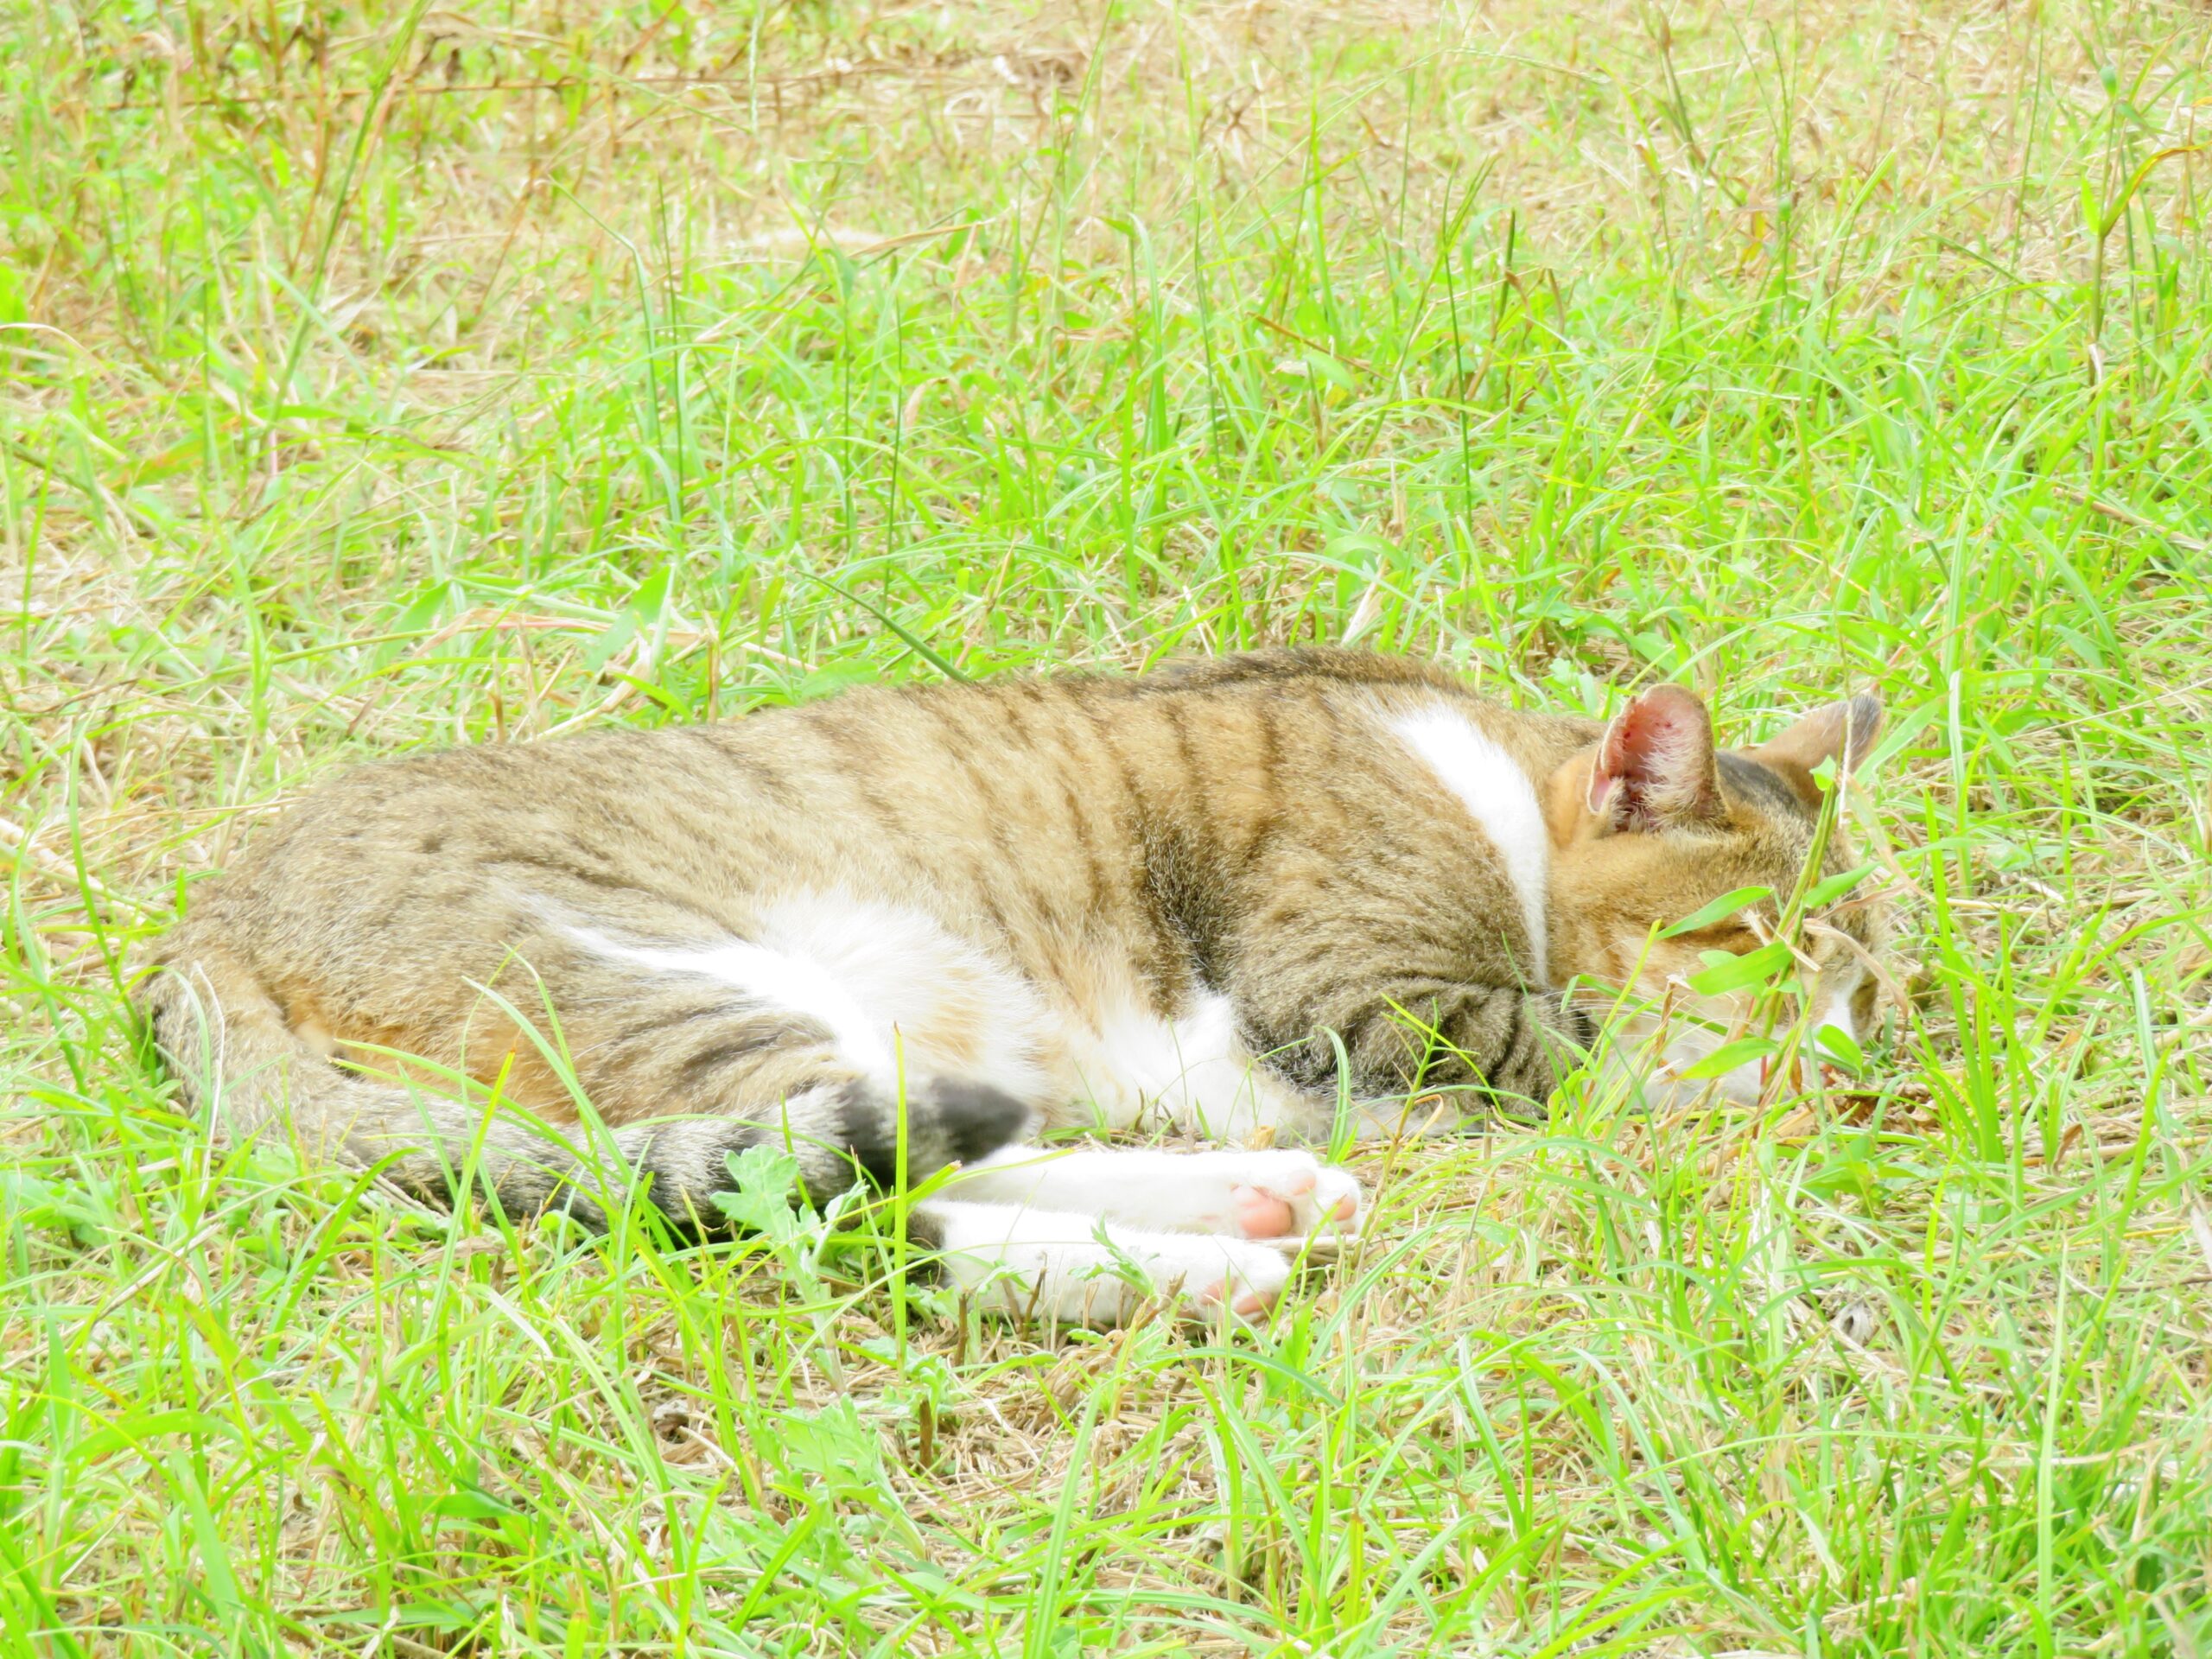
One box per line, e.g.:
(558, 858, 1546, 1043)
(1052, 986, 1308, 1140)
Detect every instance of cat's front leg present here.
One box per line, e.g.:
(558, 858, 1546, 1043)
(940, 1143, 1362, 1243)
(1262, 979, 1586, 1124)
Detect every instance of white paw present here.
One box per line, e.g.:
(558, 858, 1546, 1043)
(1221, 1150, 1363, 1243)
(923, 1199, 1299, 1327)
(1156, 1234, 1294, 1323)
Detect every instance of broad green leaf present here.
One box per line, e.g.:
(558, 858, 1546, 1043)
(627, 561, 675, 629)
(578, 612, 639, 675)
(1675, 1036, 1778, 1080)
(1659, 885, 1772, 938)
(1689, 939, 1793, 996)
(715, 1145, 805, 1237)
(1812, 1021, 1867, 1072)
(1805, 862, 1877, 911)
(1303, 350, 1358, 394)
(1322, 531, 1400, 564)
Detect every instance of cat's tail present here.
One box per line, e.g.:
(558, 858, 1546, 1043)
(138, 936, 1031, 1235)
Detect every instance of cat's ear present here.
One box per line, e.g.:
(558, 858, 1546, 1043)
(1589, 684, 1724, 833)
(1751, 693, 1884, 777)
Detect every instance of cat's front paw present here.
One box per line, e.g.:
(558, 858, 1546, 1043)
(1223, 1150, 1363, 1244)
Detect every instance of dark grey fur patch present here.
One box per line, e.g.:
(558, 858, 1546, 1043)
(834, 1078, 905, 1188)
(1719, 752, 1815, 819)
(929, 1079, 1033, 1161)
(832, 1077, 1030, 1188)
(421, 1071, 1034, 1247)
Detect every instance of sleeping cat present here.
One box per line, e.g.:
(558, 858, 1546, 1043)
(141, 648, 1888, 1323)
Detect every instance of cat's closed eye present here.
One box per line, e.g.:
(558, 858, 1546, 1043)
(1682, 923, 1761, 952)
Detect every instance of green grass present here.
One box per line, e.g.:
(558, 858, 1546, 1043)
(4, 0, 2211, 1652)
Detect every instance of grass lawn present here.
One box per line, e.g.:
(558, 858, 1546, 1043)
(5, 0, 2211, 1652)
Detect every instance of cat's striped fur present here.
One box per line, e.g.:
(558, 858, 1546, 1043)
(142, 649, 1887, 1322)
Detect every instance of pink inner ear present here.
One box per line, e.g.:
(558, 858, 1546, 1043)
(1593, 685, 1719, 830)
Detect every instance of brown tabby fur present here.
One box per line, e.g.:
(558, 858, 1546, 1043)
(141, 648, 1888, 1234)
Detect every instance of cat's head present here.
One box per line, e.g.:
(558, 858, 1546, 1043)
(1542, 685, 1892, 1104)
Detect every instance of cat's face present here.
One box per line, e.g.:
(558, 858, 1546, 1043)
(1542, 686, 1892, 1106)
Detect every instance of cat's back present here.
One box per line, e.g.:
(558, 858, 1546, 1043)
(191, 648, 1594, 934)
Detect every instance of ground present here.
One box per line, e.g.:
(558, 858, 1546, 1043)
(3, 0, 2210, 1653)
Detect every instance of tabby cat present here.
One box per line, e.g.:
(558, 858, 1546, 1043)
(143, 649, 1888, 1323)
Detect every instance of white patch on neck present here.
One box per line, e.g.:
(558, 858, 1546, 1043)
(1388, 703, 1550, 986)
(1811, 965, 1863, 1064)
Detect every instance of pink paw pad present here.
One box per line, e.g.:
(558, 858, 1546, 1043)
(1230, 1185, 1296, 1239)
(1195, 1277, 1278, 1321)
(1231, 1287, 1276, 1319)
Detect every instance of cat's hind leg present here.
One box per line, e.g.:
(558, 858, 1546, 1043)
(938, 1145, 1362, 1243)
(911, 1198, 1291, 1325)
(481, 886, 1083, 1226)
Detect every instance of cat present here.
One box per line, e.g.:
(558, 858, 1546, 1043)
(140, 647, 1889, 1324)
